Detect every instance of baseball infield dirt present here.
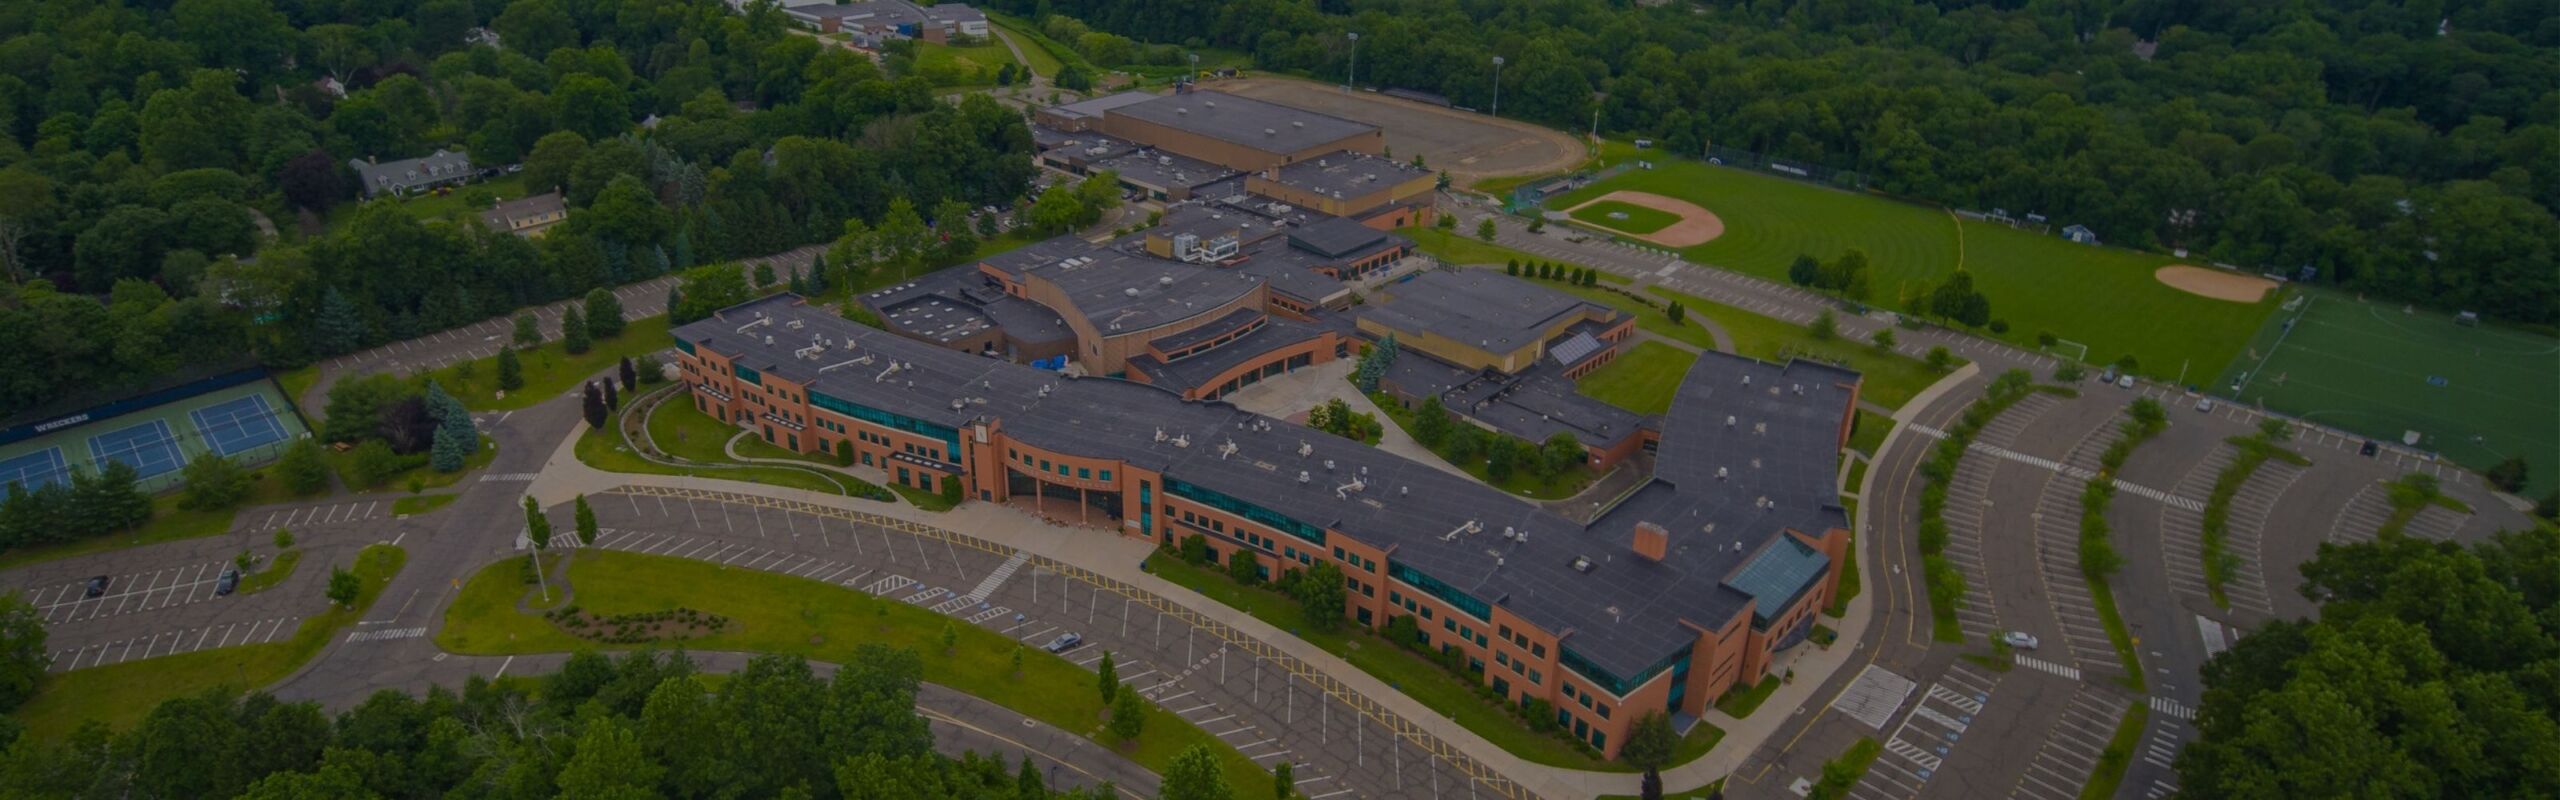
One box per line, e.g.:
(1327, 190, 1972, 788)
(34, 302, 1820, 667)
(2155, 265, 2276, 303)
(1564, 191, 1725, 247)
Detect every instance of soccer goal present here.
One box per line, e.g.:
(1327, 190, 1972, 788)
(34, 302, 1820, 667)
(2046, 338, 2089, 364)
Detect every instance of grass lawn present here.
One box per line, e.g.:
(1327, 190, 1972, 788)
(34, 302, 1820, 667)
(2082, 706, 2150, 800)
(1809, 737, 1883, 800)
(1825, 532, 1861, 618)
(1569, 200, 1681, 235)
(1848, 410, 1893, 456)
(578, 417, 849, 496)
(1651, 286, 1953, 410)
(2088, 571, 2146, 693)
(329, 434, 496, 492)
(277, 368, 320, 411)
(987, 16, 1063, 78)
(1369, 394, 1598, 500)
(913, 38, 1020, 86)
(1549, 159, 2275, 381)
(1403, 227, 1632, 280)
(439, 548, 1271, 791)
(1142, 555, 1711, 772)
(12, 544, 406, 738)
(420, 316, 674, 412)
(0, 475, 305, 570)
(393, 493, 458, 516)
(1577, 341, 1696, 415)
(234, 549, 302, 595)
(1714, 675, 1781, 719)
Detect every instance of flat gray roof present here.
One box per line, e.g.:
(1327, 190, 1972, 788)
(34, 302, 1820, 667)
(1112, 91, 1376, 156)
(1046, 91, 1158, 121)
(1359, 270, 1612, 357)
(677, 294, 1856, 680)
(1266, 150, 1431, 199)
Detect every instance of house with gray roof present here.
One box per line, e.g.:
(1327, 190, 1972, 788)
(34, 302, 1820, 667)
(350, 150, 474, 198)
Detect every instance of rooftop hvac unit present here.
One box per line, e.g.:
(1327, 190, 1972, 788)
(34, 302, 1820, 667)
(1297, 470, 1310, 484)
(1293, 121, 1305, 128)
(1264, 128, 1277, 136)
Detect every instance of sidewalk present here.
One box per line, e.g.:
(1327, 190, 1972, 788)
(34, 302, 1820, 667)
(524, 395, 1887, 798)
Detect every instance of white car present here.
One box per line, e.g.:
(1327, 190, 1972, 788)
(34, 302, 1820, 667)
(2001, 631, 2040, 650)
(2115, 375, 2135, 389)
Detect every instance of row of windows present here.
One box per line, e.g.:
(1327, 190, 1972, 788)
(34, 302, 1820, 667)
(1164, 478, 1324, 545)
(810, 390, 960, 462)
(1388, 560, 1490, 621)
(1011, 450, 1112, 482)
(1329, 546, 1377, 573)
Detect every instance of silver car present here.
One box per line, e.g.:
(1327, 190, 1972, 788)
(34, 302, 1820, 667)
(2001, 631, 2040, 650)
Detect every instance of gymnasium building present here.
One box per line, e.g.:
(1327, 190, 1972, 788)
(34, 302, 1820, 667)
(671, 292, 1860, 757)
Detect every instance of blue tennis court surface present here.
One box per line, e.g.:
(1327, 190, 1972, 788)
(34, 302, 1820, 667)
(190, 395, 286, 457)
(0, 447, 67, 490)
(88, 420, 182, 479)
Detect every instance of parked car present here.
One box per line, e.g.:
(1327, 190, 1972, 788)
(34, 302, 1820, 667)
(216, 567, 241, 596)
(84, 575, 109, 598)
(2360, 440, 2380, 457)
(2194, 397, 2215, 413)
(2115, 374, 2135, 389)
(2001, 631, 2040, 650)
(1041, 632, 1083, 653)
(2098, 367, 2118, 384)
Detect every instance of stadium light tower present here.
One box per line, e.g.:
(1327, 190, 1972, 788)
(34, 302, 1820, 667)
(1345, 32, 1360, 92)
(1491, 55, 1505, 118)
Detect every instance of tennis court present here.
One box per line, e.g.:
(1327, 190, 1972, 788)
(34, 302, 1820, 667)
(0, 447, 67, 491)
(86, 420, 184, 480)
(190, 395, 287, 457)
(2217, 290, 2559, 496)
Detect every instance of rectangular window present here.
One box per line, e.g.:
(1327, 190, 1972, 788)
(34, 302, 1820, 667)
(1510, 660, 1524, 675)
(1596, 704, 1611, 720)
(1499, 625, 1512, 639)
(1563, 685, 1576, 700)
(1529, 669, 1541, 685)
(1443, 618, 1456, 632)
(1099, 470, 1111, 481)
(1532, 644, 1546, 658)
(1039, 459, 1050, 470)
(1078, 467, 1091, 479)
(1496, 652, 1510, 667)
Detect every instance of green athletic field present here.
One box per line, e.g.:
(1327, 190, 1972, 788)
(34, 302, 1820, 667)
(1544, 157, 2277, 382)
(1567, 200, 1680, 235)
(2218, 289, 2559, 496)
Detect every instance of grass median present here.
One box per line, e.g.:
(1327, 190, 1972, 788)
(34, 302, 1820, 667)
(422, 316, 674, 412)
(11, 544, 406, 738)
(438, 548, 1270, 791)
(1649, 286, 1952, 410)
(0, 475, 305, 570)
(1577, 340, 1697, 414)
(2082, 706, 2150, 800)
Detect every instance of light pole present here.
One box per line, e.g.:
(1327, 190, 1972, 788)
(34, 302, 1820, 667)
(1345, 32, 1360, 92)
(1187, 51, 1198, 82)
(1490, 55, 1504, 118)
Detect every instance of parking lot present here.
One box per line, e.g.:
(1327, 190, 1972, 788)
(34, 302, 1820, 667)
(2003, 686, 2130, 799)
(576, 486, 1526, 800)
(1938, 392, 2062, 642)
(2020, 409, 2131, 678)
(1848, 662, 2000, 800)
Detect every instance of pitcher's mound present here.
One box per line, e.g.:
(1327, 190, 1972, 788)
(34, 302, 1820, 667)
(2156, 265, 2275, 303)
(1564, 191, 1724, 247)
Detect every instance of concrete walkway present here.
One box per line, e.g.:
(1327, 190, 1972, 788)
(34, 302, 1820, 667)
(523, 392, 1886, 798)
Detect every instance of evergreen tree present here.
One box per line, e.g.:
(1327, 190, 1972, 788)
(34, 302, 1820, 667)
(583, 382, 609, 429)
(807, 254, 831, 295)
(574, 494, 598, 546)
(619, 357, 638, 392)
(497, 346, 524, 391)
(585, 288, 625, 339)
(523, 497, 553, 601)
(1096, 651, 1117, 702)
(512, 312, 541, 349)
(326, 564, 360, 607)
(1159, 745, 1230, 800)
(1273, 762, 1294, 800)
(429, 402, 476, 473)
(312, 287, 366, 355)
(562, 306, 591, 354)
(71, 462, 152, 536)
(603, 379, 620, 410)
(666, 285, 686, 323)
(1107, 691, 1145, 742)
(672, 227, 694, 268)
(788, 266, 808, 295)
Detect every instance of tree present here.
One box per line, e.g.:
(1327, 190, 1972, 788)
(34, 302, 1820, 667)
(279, 150, 349, 213)
(1273, 761, 1294, 800)
(1869, 328, 1896, 352)
(619, 357, 639, 392)
(179, 452, 250, 511)
(603, 380, 620, 411)
(1788, 254, 1821, 287)
(573, 495, 599, 547)
(347, 440, 404, 488)
(512, 312, 541, 349)
(1096, 651, 1118, 702)
(1227, 550, 1262, 586)
(583, 382, 609, 430)
(326, 564, 360, 607)
(1620, 711, 1677, 773)
(0, 592, 46, 713)
(1476, 218, 1497, 242)
(560, 306, 591, 355)
(523, 497, 553, 601)
(1159, 744, 1231, 800)
(2485, 457, 2529, 493)
(1107, 690, 1146, 743)
(1541, 432, 1586, 478)
(939, 620, 957, 655)
(497, 347, 525, 391)
(1811, 309, 1837, 339)
(1924, 346, 1955, 372)
(522, 131, 588, 198)
(277, 439, 330, 495)
(72, 461, 153, 534)
(1009, 646, 1024, 680)
(586, 288, 626, 339)
(1291, 562, 1347, 631)
(556, 716, 663, 800)
(493, 0, 578, 58)
(2256, 417, 2292, 443)
(1666, 300, 1685, 323)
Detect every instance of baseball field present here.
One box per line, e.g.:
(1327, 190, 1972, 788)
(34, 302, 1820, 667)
(1543, 155, 2278, 383)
